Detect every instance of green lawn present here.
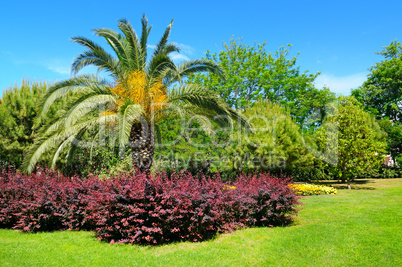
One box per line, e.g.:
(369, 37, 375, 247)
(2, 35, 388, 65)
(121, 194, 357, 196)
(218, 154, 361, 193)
(1, 179, 401, 266)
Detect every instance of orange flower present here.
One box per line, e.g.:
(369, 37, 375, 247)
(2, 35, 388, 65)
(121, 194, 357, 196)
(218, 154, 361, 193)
(100, 70, 168, 123)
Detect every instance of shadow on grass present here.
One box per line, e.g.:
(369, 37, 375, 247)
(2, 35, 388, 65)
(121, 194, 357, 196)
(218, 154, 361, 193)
(331, 185, 376, 190)
(316, 179, 376, 190)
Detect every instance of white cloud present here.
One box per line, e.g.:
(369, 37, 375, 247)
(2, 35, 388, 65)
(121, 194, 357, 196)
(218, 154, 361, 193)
(170, 52, 190, 62)
(47, 65, 70, 75)
(177, 43, 194, 55)
(42, 59, 71, 75)
(315, 72, 368, 95)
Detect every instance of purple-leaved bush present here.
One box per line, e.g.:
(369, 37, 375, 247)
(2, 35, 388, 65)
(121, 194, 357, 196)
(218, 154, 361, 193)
(0, 168, 300, 245)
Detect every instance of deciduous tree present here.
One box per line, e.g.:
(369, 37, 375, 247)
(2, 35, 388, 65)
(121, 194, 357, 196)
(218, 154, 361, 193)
(315, 97, 386, 188)
(188, 38, 335, 128)
(352, 40, 402, 122)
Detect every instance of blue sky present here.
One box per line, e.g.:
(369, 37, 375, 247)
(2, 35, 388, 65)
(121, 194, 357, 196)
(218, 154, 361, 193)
(1, 0, 401, 97)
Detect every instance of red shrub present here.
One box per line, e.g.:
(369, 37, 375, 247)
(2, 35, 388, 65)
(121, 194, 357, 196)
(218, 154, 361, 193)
(0, 169, 98, 231)
(89, 172, 299, 244)
(87, 172, 229, 244)
(0, 169, 300, 245)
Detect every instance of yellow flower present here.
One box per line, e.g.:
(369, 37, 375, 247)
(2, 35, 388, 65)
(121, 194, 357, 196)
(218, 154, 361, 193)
(222, 185, 236, 191)
(288, 183, 337, 196)
(100, 70, 168, 120)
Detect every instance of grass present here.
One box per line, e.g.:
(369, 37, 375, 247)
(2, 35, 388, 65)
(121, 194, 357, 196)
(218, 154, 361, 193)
(317, 178, 402, 190)
(0, 179, 401, 266)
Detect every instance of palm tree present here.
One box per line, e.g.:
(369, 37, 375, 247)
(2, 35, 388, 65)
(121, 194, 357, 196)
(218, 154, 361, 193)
(23, 15, 248, 173)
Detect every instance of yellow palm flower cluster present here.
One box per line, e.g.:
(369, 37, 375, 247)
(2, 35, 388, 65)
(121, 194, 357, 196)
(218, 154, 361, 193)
(288, 183, 337, 196)
(102, 70, 168, 117)
(222, 185, 236, 191)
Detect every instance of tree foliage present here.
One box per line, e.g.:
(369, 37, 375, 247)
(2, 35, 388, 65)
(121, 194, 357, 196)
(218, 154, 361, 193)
(226, 101, 314, 173)
(0, 80, 62, 169)
(315, 97, 386, 187)
(352, 40, 402, 122)
(24, 16, 248, 173)
(188, 38, 335, 128)
(378, 119, 402, 164)
(352, 40, 402, 164)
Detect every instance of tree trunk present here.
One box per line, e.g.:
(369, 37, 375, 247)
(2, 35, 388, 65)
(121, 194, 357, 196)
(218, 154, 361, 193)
(347, 179, 351, 190)
(129, 119, 155, 174)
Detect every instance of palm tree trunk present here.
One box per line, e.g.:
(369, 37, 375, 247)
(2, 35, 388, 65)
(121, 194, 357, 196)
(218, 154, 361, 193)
(129, 119, 155, 173)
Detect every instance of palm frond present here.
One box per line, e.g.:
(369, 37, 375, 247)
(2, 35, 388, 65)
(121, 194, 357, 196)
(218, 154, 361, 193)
(51, 135, 75, 169)
(166, 59, 224, 85)
(38, 117, 67, 137)
(65, 129, 88, 165)
(64, 94, 116, 128)
(39, 75, 111, 119)
(160, 43, 180, 55)
(168, 84, 251, 131)
(118, 18, 143, 70)
(24, 114, 118, 173)
(71, 50, 122, 79)
(89, 131, 101, 162)
(93, 28, 131, 70)
(188, 114, 214, 135)
(71, 36, 104, 51)
(147, 54, 176, 81)
(23, 132, 64, 173)
(140, 14, 152, 67)
(117, 104, 144, 154)
(153, 19, 173, 57)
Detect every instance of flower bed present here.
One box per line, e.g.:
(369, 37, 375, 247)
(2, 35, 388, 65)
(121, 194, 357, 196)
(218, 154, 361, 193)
(289, 183, 337, 196)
